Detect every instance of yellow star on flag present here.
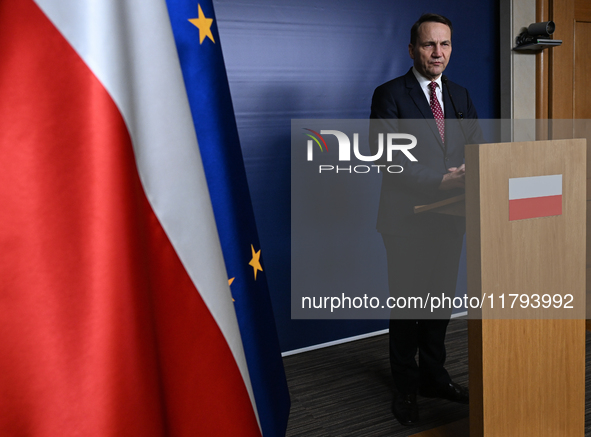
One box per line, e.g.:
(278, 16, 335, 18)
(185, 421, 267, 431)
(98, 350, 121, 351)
(228, 277, 235, 301)
(249, 244, 263, 280)
(189, 4, 215, 44)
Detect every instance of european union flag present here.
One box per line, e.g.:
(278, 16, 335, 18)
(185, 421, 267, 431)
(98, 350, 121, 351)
(165, 1, 291, 436)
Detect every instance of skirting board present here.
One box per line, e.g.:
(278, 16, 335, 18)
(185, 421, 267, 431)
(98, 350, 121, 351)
(282, 311, 468, 357)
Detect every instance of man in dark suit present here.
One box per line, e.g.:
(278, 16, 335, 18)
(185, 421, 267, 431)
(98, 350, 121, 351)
(369, 13, 483, 426)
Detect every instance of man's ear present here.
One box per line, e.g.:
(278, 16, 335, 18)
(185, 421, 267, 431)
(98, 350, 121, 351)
(408, 44, 414, 59)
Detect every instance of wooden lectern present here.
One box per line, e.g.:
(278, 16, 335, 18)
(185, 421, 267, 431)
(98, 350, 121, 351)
(412, 139, 586, 436)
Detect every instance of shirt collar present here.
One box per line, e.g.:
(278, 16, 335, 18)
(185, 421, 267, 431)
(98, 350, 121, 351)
(412, 66, 442, 92)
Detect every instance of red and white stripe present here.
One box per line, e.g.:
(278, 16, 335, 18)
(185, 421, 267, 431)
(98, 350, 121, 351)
(0, 1, 259, 435)
(509, 174, 562, 221)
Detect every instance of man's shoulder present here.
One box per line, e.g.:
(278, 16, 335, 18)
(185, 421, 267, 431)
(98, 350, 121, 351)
(374, 69, 414, 94)
(442, 76, 470, 95)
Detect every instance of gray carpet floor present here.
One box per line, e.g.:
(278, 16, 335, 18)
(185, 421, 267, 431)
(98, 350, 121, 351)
(283, 319, 590, 436)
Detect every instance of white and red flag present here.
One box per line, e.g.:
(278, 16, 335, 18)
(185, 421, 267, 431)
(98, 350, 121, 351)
(509, 174, 563, 221)
(0, 1, 264, 435)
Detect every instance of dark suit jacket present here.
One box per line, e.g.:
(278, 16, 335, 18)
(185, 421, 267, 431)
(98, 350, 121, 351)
(370, 68, 483, 238)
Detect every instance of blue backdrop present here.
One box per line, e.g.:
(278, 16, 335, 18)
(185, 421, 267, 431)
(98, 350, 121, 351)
(213, 0, 500, 352)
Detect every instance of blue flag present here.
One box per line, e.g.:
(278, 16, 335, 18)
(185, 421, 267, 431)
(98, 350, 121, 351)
(164, 1, 291, 436)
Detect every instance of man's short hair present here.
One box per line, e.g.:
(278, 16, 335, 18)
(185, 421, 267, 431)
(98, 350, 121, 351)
(410, 13, 453, 46)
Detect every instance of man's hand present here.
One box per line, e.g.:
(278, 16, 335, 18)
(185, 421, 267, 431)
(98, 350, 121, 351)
(438, 164, 465, 190)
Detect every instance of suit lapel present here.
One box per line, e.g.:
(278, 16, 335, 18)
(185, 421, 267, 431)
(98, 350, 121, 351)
(442, 84, 459, 147)
(404, 70, 444, 150)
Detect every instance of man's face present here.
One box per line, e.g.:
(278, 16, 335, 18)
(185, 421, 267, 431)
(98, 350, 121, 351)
(408, 22, 452, 80)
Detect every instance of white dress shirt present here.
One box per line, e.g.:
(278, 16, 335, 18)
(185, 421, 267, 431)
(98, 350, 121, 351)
(412, 67, 444, 115)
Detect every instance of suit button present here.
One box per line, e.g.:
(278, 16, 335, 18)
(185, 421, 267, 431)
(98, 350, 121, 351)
(445, 157, 449, 162)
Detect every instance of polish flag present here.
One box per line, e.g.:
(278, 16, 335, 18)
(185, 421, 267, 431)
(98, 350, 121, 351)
(0, 1, 261, 435)
(509, 175, 563, 221)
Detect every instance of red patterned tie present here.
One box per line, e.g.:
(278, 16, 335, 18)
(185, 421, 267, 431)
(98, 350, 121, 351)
(428, 81, 445, 143)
